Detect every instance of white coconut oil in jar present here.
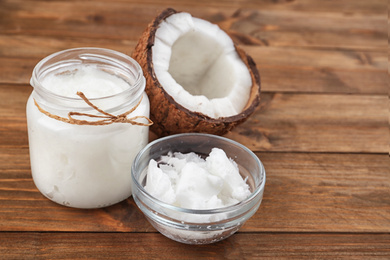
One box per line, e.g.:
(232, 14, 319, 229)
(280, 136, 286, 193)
(27, 48, 150, 209)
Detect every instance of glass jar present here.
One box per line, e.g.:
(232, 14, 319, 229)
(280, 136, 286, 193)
(27, 47, 150, 209)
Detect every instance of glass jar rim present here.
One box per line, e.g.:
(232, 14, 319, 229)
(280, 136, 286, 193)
(31, 47, 145, 102)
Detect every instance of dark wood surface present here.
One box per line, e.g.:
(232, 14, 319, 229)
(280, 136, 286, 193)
(0, 0, 389, 259)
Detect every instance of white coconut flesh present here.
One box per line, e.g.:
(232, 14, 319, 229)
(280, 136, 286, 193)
(152, 12, 252, 119)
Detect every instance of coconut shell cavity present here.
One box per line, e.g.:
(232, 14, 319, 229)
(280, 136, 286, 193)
(132, 8, 261, 136)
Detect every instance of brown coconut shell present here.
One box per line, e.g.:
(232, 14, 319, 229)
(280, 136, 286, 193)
(132, 8, 261, 137)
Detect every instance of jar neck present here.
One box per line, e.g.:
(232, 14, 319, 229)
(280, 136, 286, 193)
(31, 47, 145, 114)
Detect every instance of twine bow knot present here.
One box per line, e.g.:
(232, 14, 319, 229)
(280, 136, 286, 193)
(34, 91, 153, 126)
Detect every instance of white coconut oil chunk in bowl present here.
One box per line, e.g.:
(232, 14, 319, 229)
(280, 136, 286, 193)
(152, 12, 252, 118)
(27, 48, 150, 209)
(145, 148, 251, 222)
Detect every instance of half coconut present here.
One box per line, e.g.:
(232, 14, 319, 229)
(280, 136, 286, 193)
(132, 8, 261, 136)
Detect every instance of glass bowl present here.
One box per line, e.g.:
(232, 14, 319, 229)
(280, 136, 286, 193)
(131, 133, 266, 244)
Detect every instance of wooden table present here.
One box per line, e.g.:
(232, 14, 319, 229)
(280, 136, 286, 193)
(1, 0, 389, 258)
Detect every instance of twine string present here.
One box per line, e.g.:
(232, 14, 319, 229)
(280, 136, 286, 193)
(34, 91, 153, 126)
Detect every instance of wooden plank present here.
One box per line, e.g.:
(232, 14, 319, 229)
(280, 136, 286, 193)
(0, 0, 386, 50)
(0, 35, 137, 59)
(0, 1, 167, 40)
(0, 84, 30, 148)
(1, 148, 388, 232)
(0, 84, 387, 152)
(250, 152, 390, 233)
(246, 46, 387, 94)
(258, 65, 387, 94)
(0, 57, 39, 85)
(245, 46, 387, 70)
(0, 149, 152, 232)
(0, 41, 387, 94)
(218, 9, 387, 50)
(38, 0, 387, 14)
(0, 232, 389, 259)
(228, 93, 388, 153)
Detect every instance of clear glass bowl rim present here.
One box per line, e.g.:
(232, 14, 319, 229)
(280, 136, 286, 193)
(131, 133, 266, 215)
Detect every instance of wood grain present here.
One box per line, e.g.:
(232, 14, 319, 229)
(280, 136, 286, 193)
(0, 40, 387, 94)
(0, 84, 387, 152)
(218, 8, 386, 50)
(0, 232, 389, 259)
(0, 0, 387, 95)
(0, 0, 388, 258)
(1, 148, 388, 232)
(227, 93, 388, 153)
(245, 46, 387, 94)
(1, 0, 386, 43)
(15, 0, 384, 14)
